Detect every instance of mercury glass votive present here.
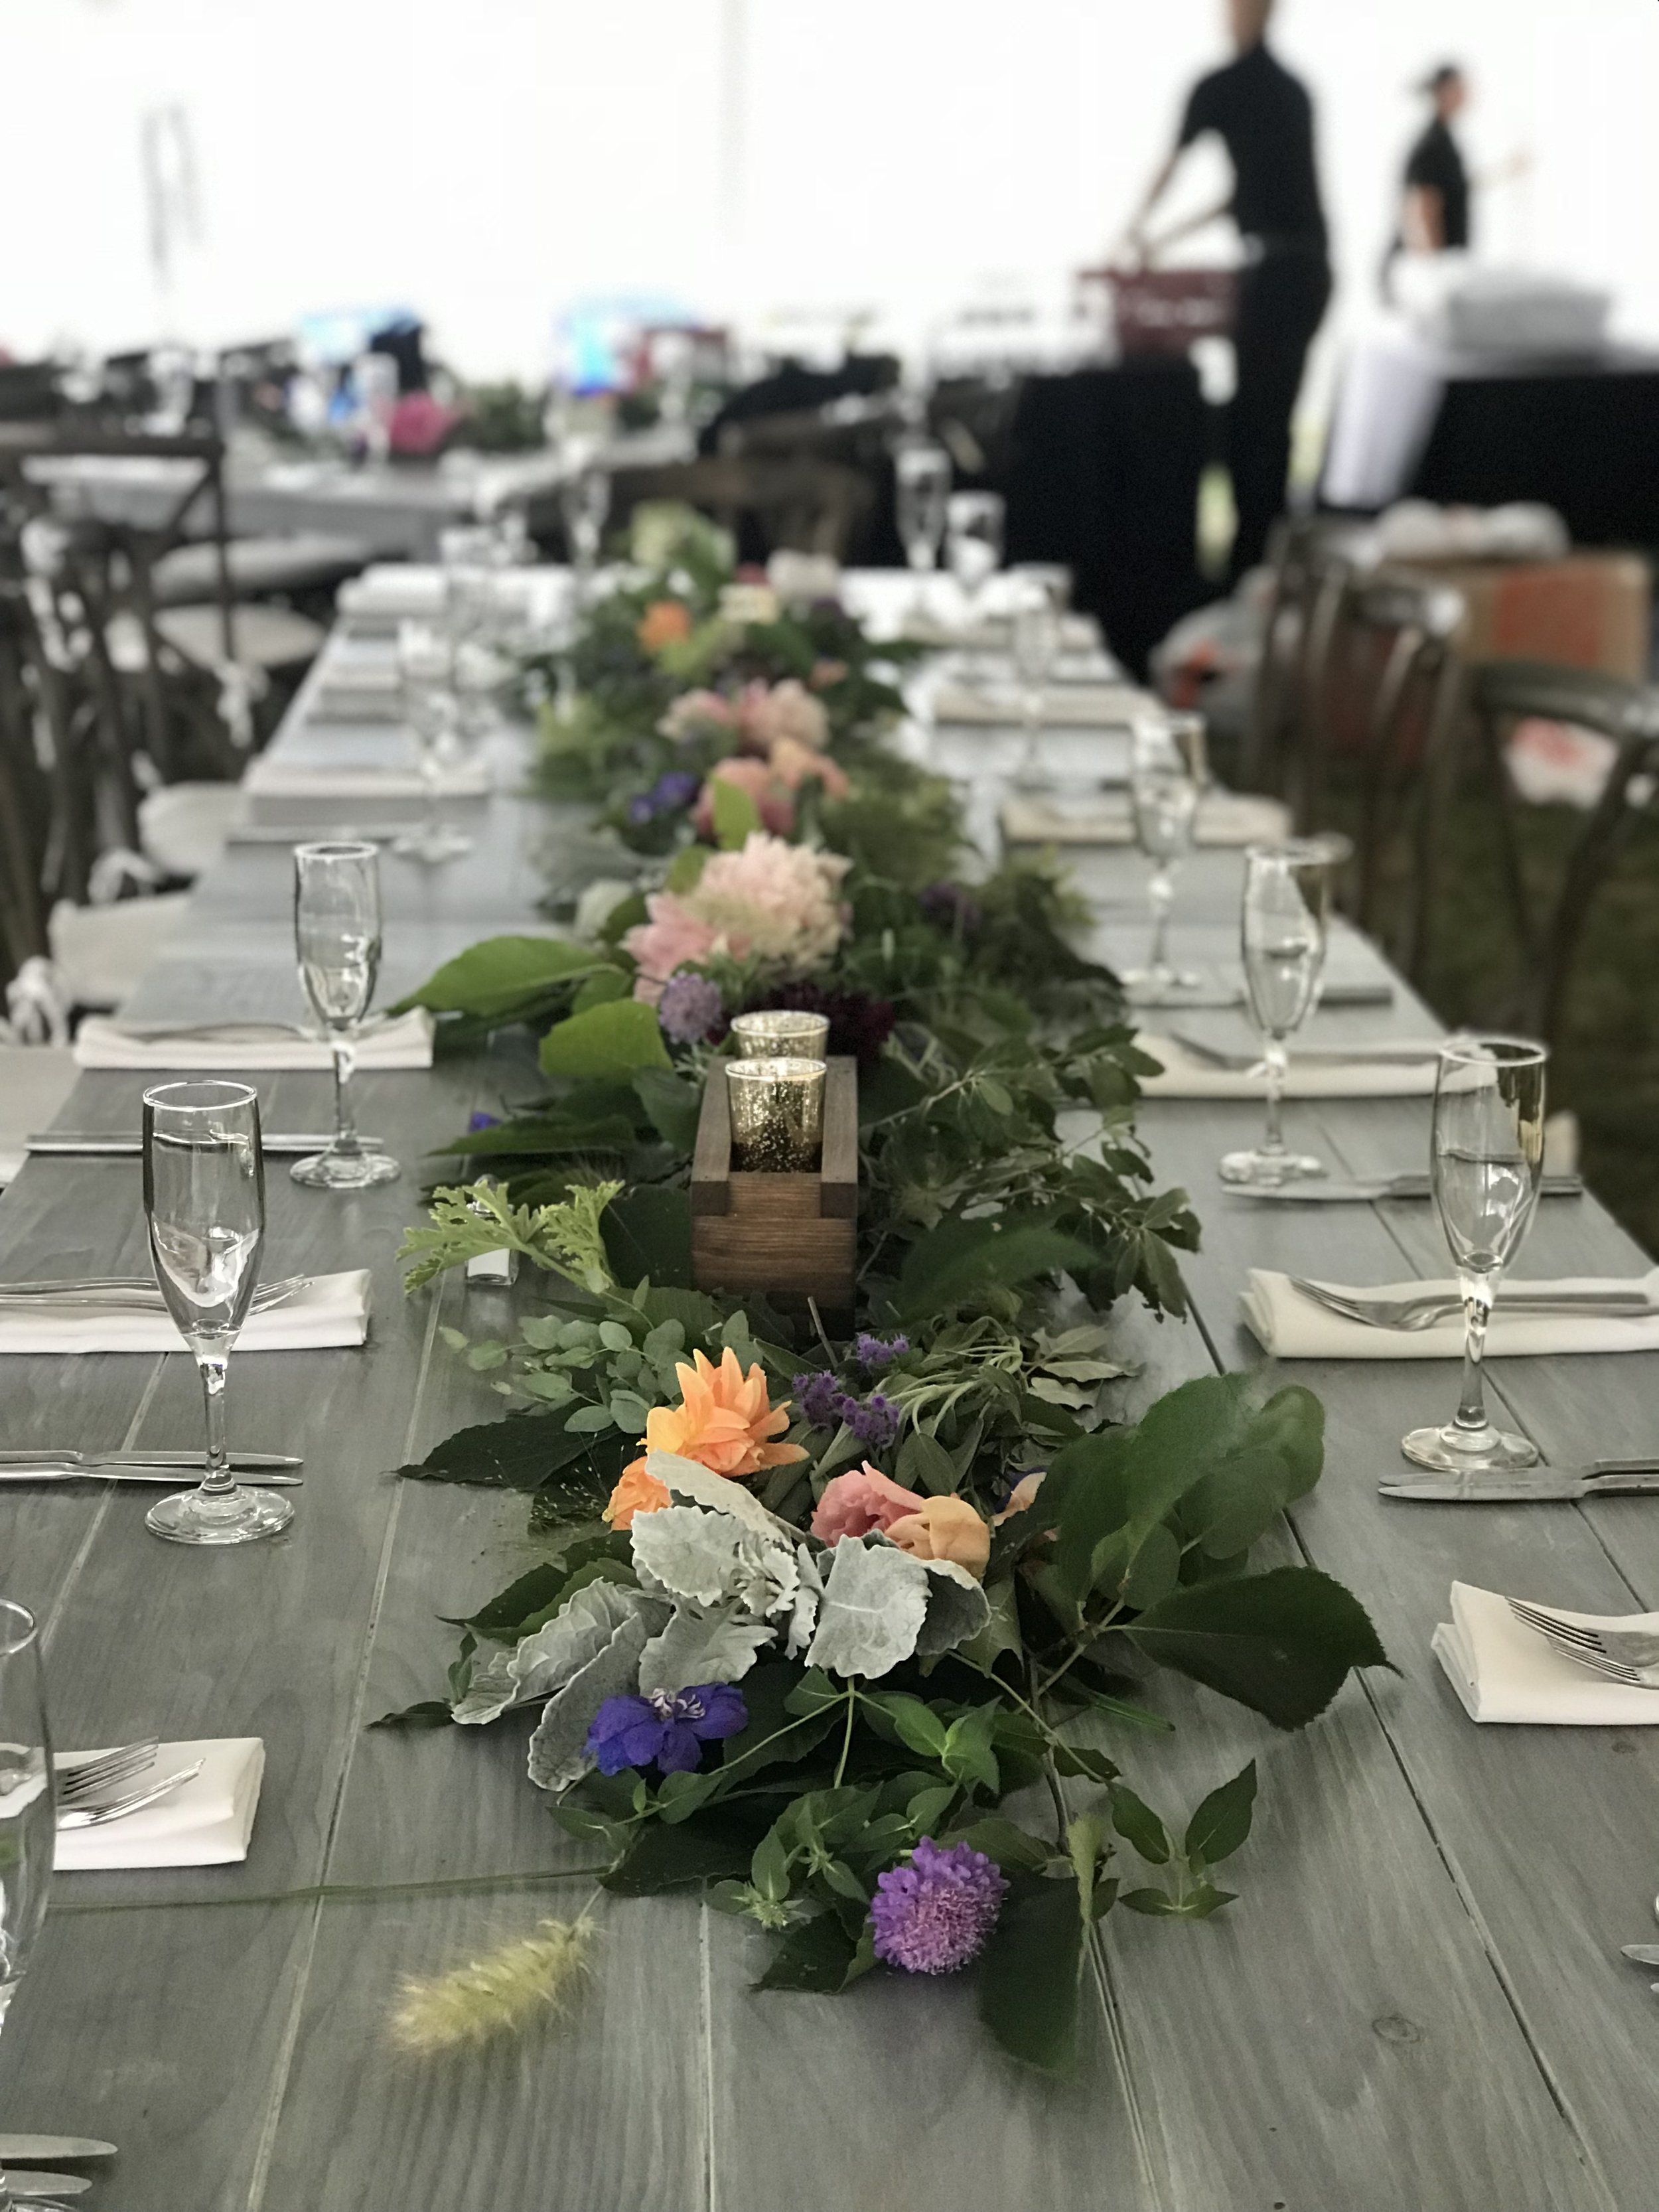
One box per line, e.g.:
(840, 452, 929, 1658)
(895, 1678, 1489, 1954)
(730, 1009, 831, 1061)
(725, 1057, 827, 1172)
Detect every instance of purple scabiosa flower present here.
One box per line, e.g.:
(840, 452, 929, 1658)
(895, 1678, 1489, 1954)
(585, 1683, 748, 1777)
(626, 792, 657, 827)
(794, 1369, 845, 1431)
(918, 882, 982, 938)
(467, 1110, 502, 1134)
(650, 768, 702, 812)
(870, 1838, 1008, 1974)
(657, 972, 725, 1045)
(846, 1392, 902, 1455)
(854, 1332, 908, 1372)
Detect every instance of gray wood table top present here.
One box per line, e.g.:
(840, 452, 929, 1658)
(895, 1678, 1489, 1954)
(1, 664, 1654, 2211)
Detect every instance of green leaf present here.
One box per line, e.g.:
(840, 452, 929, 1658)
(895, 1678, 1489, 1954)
(1066, 1814, 1107, 1923)
(755, 1912, 868, 1993)
(951, 1816, 1052, 1874)
(712, 774, 762, 849)
(571, 968, 631, 1015)
(1184, 1761, 1258, 1868)
(893, 1212, 1096, 1325)
(976, 1876, 1086, 2074)
(940, 1706, 1001, 1793)
(540, 998, 671, 1079)
(1108, 1784, 1171, 1866)
(895, 1430, 958, 1497)
(1128, 1565, 1392, 1730)
(868, 1692, 950, 1762)
(632, 1067, 703, 1153)
(665, 844, 710, 895)
(751, 1828, 793, 1903)
(398, 1412, 588, 1491)
(1045, 1430, 1134, 1603)
(394, 934, 607, 1019)
(368, 1699, 454, 1730)
(602, 1184, 695, 1291)
(604, 1814, 759, 1895)
(1119, 1519, 1181, 1611)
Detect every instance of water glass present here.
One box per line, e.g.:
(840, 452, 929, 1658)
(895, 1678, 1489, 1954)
(141, 1082, 293, 1544)
(944, 490, 1004, 619)
(392, 618, 472, 865)
(1402, 1037, 1549, 1473)
(0, 1597, 54, 2210)
(1123, 713, 1207, 1004)
(895, 443, 952, 589)
(291, 843, 401, 1192)
(1218, 840, 1342, 1189)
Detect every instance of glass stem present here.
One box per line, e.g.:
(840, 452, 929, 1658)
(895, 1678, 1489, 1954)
(1455, 1284, 1494, 1435)
(330, 1033, 362, 1159)
(1147, 866, 1173, 976)
(1262, 1041, 1288, 1158)
(198, 1352, 235, 1497)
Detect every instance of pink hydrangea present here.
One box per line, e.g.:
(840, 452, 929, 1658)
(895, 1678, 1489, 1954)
(691, 757, 797, 840)
(811, 1461, 926, 1545)
(768, 735, 851, 800)
(623, 832, 850, 1003)
(733, 679, 831, 758)
(660, 690, 739, 744)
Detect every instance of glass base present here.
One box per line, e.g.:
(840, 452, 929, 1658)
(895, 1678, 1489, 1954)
(1123, 965, 1204, 1006)
(390, 823, 473, 863)
(1401, 1422, 1542, 1475)
(146, 1481, 295, 1546)
(1218, 1146, 1325, 1190)
(290, 1143, 401, 1190)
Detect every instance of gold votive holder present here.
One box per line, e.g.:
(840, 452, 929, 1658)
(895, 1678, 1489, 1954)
(725, 1057, 826, 1173)
(730, 1009, 831, 1061)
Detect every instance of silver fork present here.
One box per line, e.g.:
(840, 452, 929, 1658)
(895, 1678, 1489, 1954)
(1506, 1597, 1659, 1686)
(57, 1759, 204, 1830)
(55, 1741, 158, 1805)
(1288, 1278, 1655, 1332)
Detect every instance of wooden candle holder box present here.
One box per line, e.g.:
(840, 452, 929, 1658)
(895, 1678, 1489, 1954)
(690, 1056, 858, 1327)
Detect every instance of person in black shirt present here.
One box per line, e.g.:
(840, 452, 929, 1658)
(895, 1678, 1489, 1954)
(1403, 67, 1473, 255)
(1121, 0, 1332, 583)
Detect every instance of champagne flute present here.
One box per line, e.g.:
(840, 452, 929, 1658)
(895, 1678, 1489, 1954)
(1010, 587, 1062, 790)
(895, 443, 952, 614)
(560, 443, 611, 603)
(1218, 840, 1344, 1189)
(141, 1082, 293, 1544)
(944, 490, 1004, 630)
(291, 842, 401, 1192)
(392, 618, 471, 865)
(1402, 1037, 1548, 1473)
(1122, 713, 1207, 1004)
(0, 1597, 54, 2212)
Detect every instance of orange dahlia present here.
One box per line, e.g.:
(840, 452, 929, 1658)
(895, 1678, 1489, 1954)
(636, 599, 693, 654)
(603, 1348, 806, 1528)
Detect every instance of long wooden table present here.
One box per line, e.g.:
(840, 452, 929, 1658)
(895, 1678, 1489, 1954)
(2, 605, 1656, 2212)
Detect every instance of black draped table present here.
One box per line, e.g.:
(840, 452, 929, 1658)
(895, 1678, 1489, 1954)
(1, 598, 1657, 2210)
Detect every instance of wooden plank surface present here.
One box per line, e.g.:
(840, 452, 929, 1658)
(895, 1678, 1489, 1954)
(1, 631, 1654, 2211)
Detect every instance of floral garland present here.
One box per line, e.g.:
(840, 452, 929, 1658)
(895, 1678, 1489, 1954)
(380, 512, 1388, 2071)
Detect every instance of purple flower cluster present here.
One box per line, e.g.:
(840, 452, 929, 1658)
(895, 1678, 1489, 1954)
(792, 1371, 904, 1453)
(870, 1838, 1008, 1974)
(626, 768, 703, 828)
(918, 882, 983, 939)
(585, 1683, 748, 1776)
(736, 981, 896, 1070)
(467, 1110, 502, 1134)
(658, 971, 724, 1045)
(854, 1332, 908, 1372)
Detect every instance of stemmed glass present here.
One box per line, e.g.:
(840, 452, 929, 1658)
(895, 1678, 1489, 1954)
(944, 490, 1004, 630)
(1402, 1037, 1548, 1473)
(392, 618, 471, 865)
(1010, 586, 1062, 790)
(0, 1597, 55, 2212)
(1218, 840, 1342, 1189)
(895, 443, 952, 613)
(291, 842, 401, 1192)
(141, 1082, 293, 1544)
(1122, 713, 1207, 1004)
(560, 444, 611, 603)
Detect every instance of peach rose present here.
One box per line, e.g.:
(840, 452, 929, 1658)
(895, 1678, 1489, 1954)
(637, 599, 693, 654)
(812, 1461, 926, 1545)
(691, 756, 796, 840)
(885, 1496, 991, 1581)
(994, 1471, 1045, 1524)
(767, 735, 851, 800)
(604, 1461, 672, 1529)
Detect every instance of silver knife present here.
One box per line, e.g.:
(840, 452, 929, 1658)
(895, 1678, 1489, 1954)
(3, 2172, 90, 2199)
(0, 1451, 301, 1470)
(1241, 1174, 1584, 1205)
(1381, 1459, 1659, 1503)
(0, 2142, 111, 2168)
(27, 1134, 388, 1159)
(1171, 1031, 1444, 1070)
(0, 1464, 302, 1487)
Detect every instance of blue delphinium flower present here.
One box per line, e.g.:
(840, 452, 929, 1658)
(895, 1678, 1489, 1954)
(467, 1111, 502, 1134)
(657, 972, 725, 1045)
(854, 1332, 908, 1372)
(585, 1683, 748, 1776)
(869, 1838, 1008, 1973)
(650, 769, 702, 812)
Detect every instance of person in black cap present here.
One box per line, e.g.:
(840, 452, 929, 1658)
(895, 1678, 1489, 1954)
(1120, 0, 1331, 585)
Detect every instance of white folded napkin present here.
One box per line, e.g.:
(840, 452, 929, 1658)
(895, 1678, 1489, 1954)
(243, 757, 492, 800)
(933, 681, 1152, 729)
(0, 1268, 372, 1355)
(338, 568, 448, 621)
(56, 1738, 265, 1869)
(74, 1007, 434, 1071)
(1242, 1267, 1659, 1360)
(896, 611, 1101, 653)
(1433, 1585, 1659, 1724)
(1138, 1033, 1440, 1099)
(1003, 792, 1292, 848)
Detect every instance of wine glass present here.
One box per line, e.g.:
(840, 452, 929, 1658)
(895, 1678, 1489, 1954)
(392, 618, 471, 865)
(944, 490, 1004, 628)
(0, 1597, 55, 2212)
(560, 444, 611, 601)
(1218, 839, 1344, 1189)
(141, 1082, 294, 1544)
(291, 843, 401, 1193)
(1122, 713, 1207, 1005)
(1010, 586, 1062, 790)
(1402, 1037, 1548, 1473)
(895, 443, 952, 611)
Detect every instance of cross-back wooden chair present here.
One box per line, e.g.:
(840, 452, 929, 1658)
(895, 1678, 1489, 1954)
(1463, 661, 1659, 1050)
(609, 453, 873, 562)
